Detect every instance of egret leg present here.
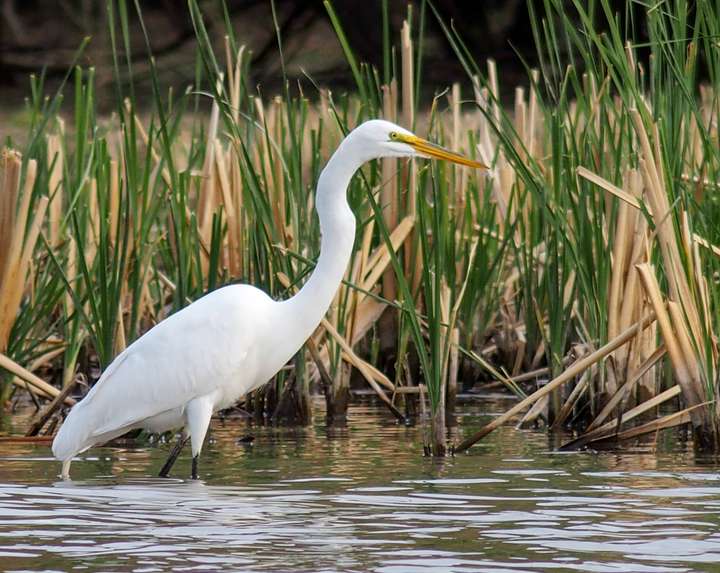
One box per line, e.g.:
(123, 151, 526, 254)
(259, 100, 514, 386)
(159, 432, 189, 478)
(186, 394, 215, 480)
(191, 455, 199, 480)
(61, 459, 72, 480)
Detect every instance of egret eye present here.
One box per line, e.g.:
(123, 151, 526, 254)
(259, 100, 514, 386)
(389, 131, 399, 140)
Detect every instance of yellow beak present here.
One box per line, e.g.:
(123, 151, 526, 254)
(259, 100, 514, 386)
(395, 133, 488, 169)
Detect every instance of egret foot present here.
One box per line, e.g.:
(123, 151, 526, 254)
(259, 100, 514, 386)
(61, 459, 71, 480)
(191, 455, 199, 480)
(159, 433, 189, 478)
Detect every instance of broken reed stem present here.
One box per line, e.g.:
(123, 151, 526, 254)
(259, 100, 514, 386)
(401, 18, 420, 294)
(306, 336, 333, 395)
(0, 353, 75, 406)
(612, 403, 706, 442)
(0, 156, 43, 352)
(560, 385, 683, 451)
(0, 151, 22, 317)
(26, 375, 80, 436)
(550, 364, 594, 430)
(585, 345, 667, 432)
(636, 264, 705, 411)
(381, 81, 399, 304)
(454, 312, 657, 453)
(47, 134, 64, 248)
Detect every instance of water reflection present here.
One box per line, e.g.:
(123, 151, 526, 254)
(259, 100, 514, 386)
(0, 401, 719, 572)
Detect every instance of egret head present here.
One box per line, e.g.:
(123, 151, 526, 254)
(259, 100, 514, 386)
(350, 119, 488, 169)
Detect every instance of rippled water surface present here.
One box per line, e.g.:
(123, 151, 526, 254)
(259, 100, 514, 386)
(2, 399, 720, 572)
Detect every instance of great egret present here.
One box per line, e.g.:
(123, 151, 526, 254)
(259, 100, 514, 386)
(52, 119, 487, 479)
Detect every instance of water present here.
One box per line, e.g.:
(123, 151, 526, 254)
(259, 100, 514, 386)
(2, 399, 720, 572)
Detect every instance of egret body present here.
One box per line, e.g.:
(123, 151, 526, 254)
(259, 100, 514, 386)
(52, 120, 486, 479)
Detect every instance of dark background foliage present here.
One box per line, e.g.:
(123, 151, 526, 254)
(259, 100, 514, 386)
(0, 1, 534, 100)
(0, 0, 658, 109)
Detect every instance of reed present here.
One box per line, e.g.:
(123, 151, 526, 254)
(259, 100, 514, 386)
(2, 0, 720, 454)
(445, 0, 720, 450)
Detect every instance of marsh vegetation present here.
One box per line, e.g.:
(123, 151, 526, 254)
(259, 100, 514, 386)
(2, 0, 720, 457)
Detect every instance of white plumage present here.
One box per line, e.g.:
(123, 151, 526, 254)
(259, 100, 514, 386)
(52, 119, 486, 479)
(53, 286, 275, 462)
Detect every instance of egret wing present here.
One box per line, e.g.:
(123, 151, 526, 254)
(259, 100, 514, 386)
(57, 286, 269, 456)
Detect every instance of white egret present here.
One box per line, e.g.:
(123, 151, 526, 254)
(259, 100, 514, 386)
(52, 119, 487, 479)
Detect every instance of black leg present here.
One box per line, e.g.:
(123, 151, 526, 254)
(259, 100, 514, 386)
(159, 433, 189, 478)
(191, 455, 199, 480)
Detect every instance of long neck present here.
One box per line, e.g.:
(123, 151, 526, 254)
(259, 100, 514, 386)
(282, 143, 360, 343)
